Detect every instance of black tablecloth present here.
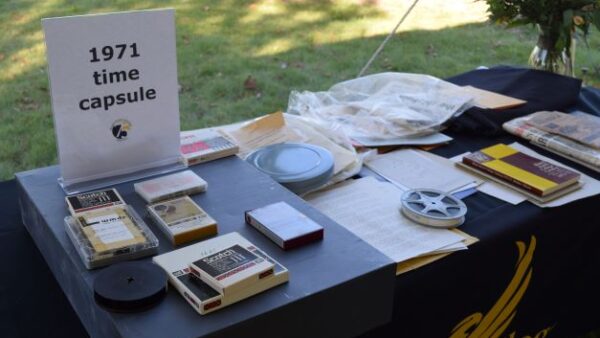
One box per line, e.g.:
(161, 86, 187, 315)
(0, 180, 87, 338)
(362, 69, 600, 337)
(362, 129, 600, 338)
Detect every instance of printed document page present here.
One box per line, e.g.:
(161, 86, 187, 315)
(305, 176, 466, 263)
(366, 149, 476, 193)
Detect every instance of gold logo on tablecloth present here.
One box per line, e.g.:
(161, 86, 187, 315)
(449, 236, 553, 338)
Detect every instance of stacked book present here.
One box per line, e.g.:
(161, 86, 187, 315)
(459, 143, 581, 203)
(503, 110, 600, 173)
(153, 232, 288, 314)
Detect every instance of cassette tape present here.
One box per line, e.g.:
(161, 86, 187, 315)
(65, 205, 159, 269)
(147, 196, 218, 246)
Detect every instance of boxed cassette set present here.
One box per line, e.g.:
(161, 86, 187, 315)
(64, 189, 159, 269)
(188, 242, 275, 295)
(153, 232, 288, 314)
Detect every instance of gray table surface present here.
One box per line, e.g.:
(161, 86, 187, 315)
(16, 156, 396, 338)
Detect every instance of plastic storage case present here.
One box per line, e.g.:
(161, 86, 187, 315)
(64, 205, 159, 269)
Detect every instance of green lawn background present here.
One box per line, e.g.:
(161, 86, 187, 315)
(1, 0, 600, 181)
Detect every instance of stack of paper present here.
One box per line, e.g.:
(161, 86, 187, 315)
(305, 177, 471, 266)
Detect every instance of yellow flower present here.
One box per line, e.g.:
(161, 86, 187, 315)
(573, 15, 585, 26)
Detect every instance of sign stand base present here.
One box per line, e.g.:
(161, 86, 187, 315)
(58, 160, 186, 195)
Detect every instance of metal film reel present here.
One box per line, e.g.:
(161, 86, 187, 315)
(400, 189, 467, 228)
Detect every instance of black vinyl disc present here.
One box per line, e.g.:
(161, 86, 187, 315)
(93, 261, 168, 313)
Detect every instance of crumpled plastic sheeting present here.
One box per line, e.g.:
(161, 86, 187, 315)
(287, 72, 474, 139)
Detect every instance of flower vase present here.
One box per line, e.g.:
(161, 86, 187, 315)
(528, 25, 575, 77)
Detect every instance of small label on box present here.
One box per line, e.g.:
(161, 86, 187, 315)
(86, 213, 135, 244)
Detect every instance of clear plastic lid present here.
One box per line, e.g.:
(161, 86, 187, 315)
(64, 205, 159, 269)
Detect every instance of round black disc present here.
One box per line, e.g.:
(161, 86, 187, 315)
(93, 261, 168, 313)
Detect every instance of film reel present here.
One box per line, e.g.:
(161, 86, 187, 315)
(400, 189, 467, 228)
(94, 261, 167, 312)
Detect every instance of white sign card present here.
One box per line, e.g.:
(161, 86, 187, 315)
(43, 9, 182, 193)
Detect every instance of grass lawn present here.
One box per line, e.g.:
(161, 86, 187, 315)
(2, 0, 600, 179)
(1, 1, 600, 336)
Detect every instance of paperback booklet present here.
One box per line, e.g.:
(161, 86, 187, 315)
(462, 143, 580, 197)
(245, 201, 324, 250)
(152, 232, 288, 314)
(180, 129, 239, 166)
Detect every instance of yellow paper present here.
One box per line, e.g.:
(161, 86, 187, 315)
(395, 229, 478, 275)
(226, 112, 300, 158)
(462, 85, 526, 110)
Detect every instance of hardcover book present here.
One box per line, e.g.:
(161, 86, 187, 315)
(147, 196, 218, 246)
(189, 243, 274, 295)
(245, 201, 324, 250)
(152, 232, 288, 315)
(66, 188, 125, 216)
(462, 143, 580, 197)
(134, 170, 207, 203)
(180, 129, 239, 166)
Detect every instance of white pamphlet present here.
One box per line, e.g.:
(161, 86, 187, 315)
(366, 149, 476, 193)
(305, 177, 466, 263)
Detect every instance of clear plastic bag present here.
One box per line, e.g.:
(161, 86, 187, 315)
(287, 72, 474, 139)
